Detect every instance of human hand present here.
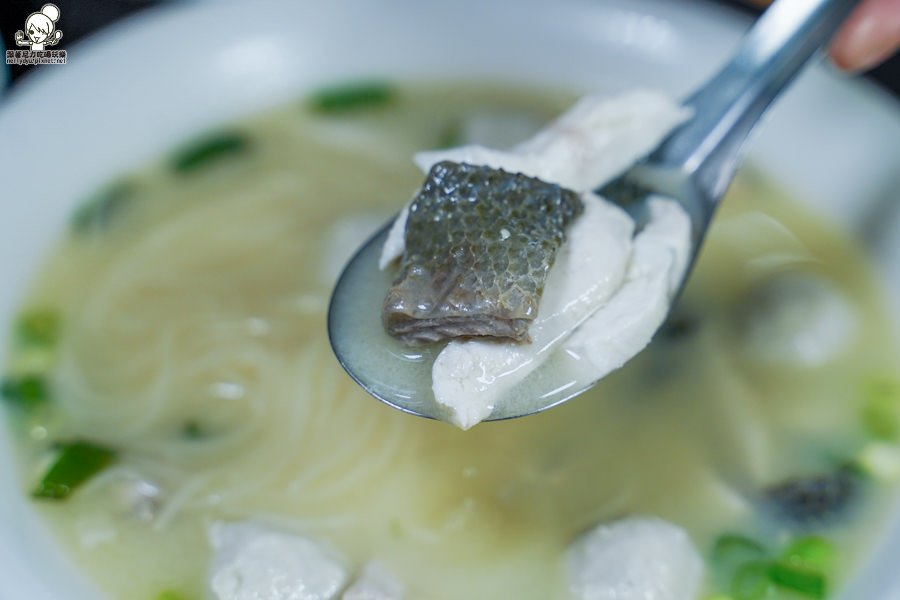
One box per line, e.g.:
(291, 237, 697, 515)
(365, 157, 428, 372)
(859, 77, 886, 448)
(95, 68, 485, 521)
(745, 0, 900, 72)
(830, 0, 900, 71)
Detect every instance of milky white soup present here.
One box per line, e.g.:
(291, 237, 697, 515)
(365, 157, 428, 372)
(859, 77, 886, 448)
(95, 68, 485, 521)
(3, 83, 900, 600)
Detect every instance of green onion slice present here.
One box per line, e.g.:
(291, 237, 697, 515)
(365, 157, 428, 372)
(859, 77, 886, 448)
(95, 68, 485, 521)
(714, 534, 767, 565)
(156, 591, 189, 600)
(782, 536, 835, 571)
(33, 441, 117, 500)
(171, 132, 250, 174)
(182, 420, 203, 440)
(767, 561, 827, 599)
(438, 119, 463, 148)
(1, 375, 49, 409)
(731, 560, 773, 600)
(309, 81, 394, 113)
(71, 180, 137, 233)
(17, 307, 61, 347)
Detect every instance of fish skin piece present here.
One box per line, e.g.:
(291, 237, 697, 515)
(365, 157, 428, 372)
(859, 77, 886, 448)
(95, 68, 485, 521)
(382, 161, 583, 346)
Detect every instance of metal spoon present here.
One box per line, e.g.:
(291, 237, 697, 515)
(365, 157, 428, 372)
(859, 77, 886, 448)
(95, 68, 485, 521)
(328, 0, 860, 423)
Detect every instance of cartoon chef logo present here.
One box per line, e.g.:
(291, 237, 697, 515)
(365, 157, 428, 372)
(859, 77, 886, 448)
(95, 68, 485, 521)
(15, 4, 64, 52)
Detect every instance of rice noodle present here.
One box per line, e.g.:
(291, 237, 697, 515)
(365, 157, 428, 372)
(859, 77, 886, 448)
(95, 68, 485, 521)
(41, 173, 409, 530)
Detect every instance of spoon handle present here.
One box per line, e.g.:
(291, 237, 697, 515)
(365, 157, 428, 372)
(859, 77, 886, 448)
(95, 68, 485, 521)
(652, 0, 860, 206)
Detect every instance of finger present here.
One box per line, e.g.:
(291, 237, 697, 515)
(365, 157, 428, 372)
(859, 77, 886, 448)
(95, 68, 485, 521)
(829, 0, 900, 71)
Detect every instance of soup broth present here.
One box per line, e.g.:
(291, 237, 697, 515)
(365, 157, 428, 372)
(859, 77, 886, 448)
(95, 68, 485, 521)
(3, 83, 900, 600)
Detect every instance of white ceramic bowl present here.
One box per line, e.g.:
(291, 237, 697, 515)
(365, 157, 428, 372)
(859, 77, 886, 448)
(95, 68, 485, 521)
(2, 1, 900, 598)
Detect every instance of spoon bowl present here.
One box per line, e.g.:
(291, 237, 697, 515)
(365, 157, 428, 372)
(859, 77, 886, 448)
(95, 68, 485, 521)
(329, 222, 594, 423)
(328, 0, 861, 424)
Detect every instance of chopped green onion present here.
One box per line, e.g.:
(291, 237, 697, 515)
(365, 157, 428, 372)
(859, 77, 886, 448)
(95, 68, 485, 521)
(1, 375, 49, 409)
(713, 534, 767, 566)
(182, 421, 203, 440)
(713, 534, 770, 593)
(171, 132, 250, 174)
(782, 536, 835, 571)
(731, 560, 773, 600)
(767, 561, 826, 598)
(33, 441, 117, 500)
(714, 534, 767, 558)
(17, 307, 61, 347)
(309, 81, 394, 113)
(861, 376, 900, 441)
(438, 119, 463, 149)
(156, 591, 189, 600)
(71, 180, 137, 233)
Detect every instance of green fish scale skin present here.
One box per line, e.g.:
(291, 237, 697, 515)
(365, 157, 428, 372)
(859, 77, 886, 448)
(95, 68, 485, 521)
(383, 161, 583, 346)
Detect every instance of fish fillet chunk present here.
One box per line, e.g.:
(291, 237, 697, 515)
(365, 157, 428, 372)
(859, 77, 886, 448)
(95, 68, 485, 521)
(562, 197, 692, 376)
(431, 194, 633, 428)
(380, 90, 693, 428)
(566, 516, 703, 600)
(208, 521, 347, 600)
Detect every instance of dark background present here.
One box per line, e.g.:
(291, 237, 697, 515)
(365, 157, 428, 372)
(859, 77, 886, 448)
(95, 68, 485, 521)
(2, 0, 899, 96)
